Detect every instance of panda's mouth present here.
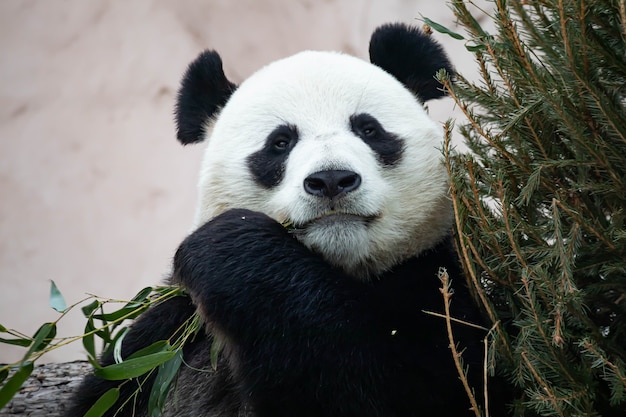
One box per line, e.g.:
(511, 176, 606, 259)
(287, 211, 379, 231)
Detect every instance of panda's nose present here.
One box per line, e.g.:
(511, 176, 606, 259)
(303, 170, 361, 199)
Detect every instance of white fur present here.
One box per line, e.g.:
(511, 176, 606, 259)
(193, 51, 452, 279)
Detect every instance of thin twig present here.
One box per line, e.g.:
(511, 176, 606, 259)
(439, 268, 482, 417)
(422, 310, 489, 331)
(483, 335, 490, 417)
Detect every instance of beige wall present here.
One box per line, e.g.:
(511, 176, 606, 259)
(0, 0, 481, 363)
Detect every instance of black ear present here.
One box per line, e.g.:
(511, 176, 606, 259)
(175, 50, 237, 144)
(369, 23, 454, 102)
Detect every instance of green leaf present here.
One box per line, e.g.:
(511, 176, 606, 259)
(22, 323, 56, 361)
(127, 340, 170, 360)
(127, 286, 154, 306)
(94, 351, 176, 380)
(148, 350, 183, 417)
(93, 304, 149, 322)
(0, 369, 8, 384)
(92, 287, 153, 323)
(96, 325, 113, 346)
(83, 319, 97, 362)
(0, 362, 34, 409)
(465, 43, 487, 52)
(112, 327, 130, 364)
(49, 280, 67, 313)
(82, 300, 101, 317)
(421, 17, 465, 40)
(87, 354, 102, 370)
(83, 387, 120, 417)
(0, 337, 32, 347)
(102, 326, 132, 360)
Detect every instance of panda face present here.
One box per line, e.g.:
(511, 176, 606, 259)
(192, 51, 452, 279)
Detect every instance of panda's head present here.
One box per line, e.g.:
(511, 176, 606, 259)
(175, 23, 455, 280)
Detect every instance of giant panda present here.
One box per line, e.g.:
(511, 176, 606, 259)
(67, 23, 506, 417)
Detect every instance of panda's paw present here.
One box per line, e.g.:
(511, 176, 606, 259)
(172, 208, 316, 332)
(172, 208, 294, 289)
(212, 208, 283, 230)
(199, 208, 289, 241)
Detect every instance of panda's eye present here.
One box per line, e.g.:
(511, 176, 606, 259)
(350, 113, 403, 166)
(267, 124, 298, 153)
(350, 114, 385, 141)
(273, 135, 291, 150)
(361, 124, 378, 138)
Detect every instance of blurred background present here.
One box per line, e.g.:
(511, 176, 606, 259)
(0, 0, 487, 363)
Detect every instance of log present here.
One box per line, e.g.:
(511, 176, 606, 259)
(1, 361, 91, 417)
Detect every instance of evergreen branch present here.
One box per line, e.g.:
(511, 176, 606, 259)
(463, 162, 509, 271)
(444, 125, 514, 363)
(518, 272, 579, 388)
(621, 0, 626, 38)
(465, 0, 552, 169)
(441, 76, 496, 146)
(496, 183, 530, 274)
(519, 351, 565, 417)
(558, 0, 626, 148)
(582, 341, 626, 383)
(464, 233, 509, 287)
(552, 198, 615, 251)
(494, 0, 543, 88)
(443, 0, 626, 414)
(442, 70, 568, 204)
(580, 339, 626, 393)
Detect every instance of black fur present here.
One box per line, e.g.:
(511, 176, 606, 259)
(67, 209, 508, 416)
(350, 113, 404, 166)
(175, 50, 237, 144)
(369, 23, 454, 102)
(170, 209, 496, 417)
(247, 124, 299, 188)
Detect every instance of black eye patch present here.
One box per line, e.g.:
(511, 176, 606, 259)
(350, 113, 404, 166)
(247, 124, 299, 188)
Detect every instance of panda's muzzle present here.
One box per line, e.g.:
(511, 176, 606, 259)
(286, 169, 378, 230)
(303, 170, 361, 200)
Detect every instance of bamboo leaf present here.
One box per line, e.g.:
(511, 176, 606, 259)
(112, 327, 129, 364)
(94, 351, 176, 380)
(22, 323, 56, 361)
(421, 16, 465, 40)
(128, 286, 154, 306)
(0, 362, 33, 409)
(83, 319, 97, 362)
(0, 337, 31, 347)
(83, 387, 120, 417)
(127, 340, 170, 360)
(49, 280, 67, 313)
(0, 324, 30, 347)
(148, 350, 183, 417)
(465, 43, 487, 52)
(87, 354, 102, 370)
(102, 325, 132, 360)
(93, 304, 149, 322)
(82, 300, 101, 317)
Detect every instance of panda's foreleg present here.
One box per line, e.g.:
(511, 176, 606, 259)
(172, 208, 378, 416)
